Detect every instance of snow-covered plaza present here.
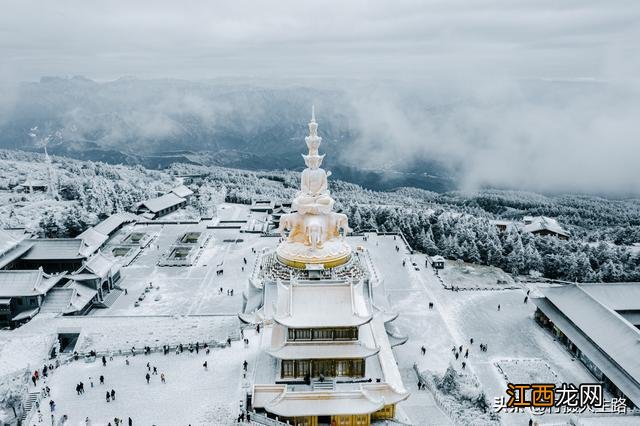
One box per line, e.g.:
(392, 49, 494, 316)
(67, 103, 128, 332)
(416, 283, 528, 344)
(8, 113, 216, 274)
(5, 210, 632, 425)
(26, 329, 261, 426)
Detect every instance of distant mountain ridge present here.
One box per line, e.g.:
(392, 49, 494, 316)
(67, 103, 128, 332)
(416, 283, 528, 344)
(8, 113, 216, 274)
(0, 76, 455, 192)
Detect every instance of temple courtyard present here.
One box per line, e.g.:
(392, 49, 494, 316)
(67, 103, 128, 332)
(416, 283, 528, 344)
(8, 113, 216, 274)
(13, 208, 628, 425)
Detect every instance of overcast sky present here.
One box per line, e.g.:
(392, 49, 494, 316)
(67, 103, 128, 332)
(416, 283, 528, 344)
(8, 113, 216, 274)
(1, 0, 640, 194)
(2, 0, 639, 82)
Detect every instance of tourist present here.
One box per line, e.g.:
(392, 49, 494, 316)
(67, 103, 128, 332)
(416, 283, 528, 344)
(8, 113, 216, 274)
(128, 417, 133, 426)
(102, 356, 107, 366)
(464, 349, 468, 358)
(455, 352, 459, 360)
(462, 361, 466, 369)
(146, 362, 150, 371)
(106, 391, 111, 402)
(497, 304, 501, 311)
(161, 373, 166, 383)
(76, 384, 81, 395)
(470, 338, 474, 345)
(100, 375, 104, 384)
(111, 389, 116, 400)
(153, 366, 158, 375)
(146, 372, 150, 383)
(227, 337, 232, 346)
(85, 416, 90, 425)
(524, 296, 528, 304)
(49, 400, 55, 412)
(203, 361, 208, 370)
(32, 375, 37, 386)
(125, 358, 130, 366)
(243, 360, 248, 371)
(420, 346, 426, 356)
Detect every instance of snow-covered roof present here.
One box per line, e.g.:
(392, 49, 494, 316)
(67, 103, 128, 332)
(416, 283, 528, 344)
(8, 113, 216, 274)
(535, 284, 640, 405)
(0, 241, 33, 270)
(67, 282, 98, 311)
(21, 239, 84, 260)
(93, 212, 138, 236)
(139, 193, 186, 213)
(273, 280, 372, 328)
(370, 316, 408, 396)
(0, 270, 66, 297)
(0, 229, 23, 256)
(267, 324, 379, 360)
(170, 185, 194, 199)
(11, 307, 40, 321)
(39, 283, 97, 314)
(579, 282, 640, 312)
(78, 251, 117, 279)
(431, 255, 445, 262)
(77, 227, 109, 257)
(522, 216, 569, 237)
(76, 213, 138, 257)
(255, 385, 384, 417)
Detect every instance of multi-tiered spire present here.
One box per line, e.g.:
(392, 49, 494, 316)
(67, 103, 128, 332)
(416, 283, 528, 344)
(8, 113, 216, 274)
(275, 106, 352, 269)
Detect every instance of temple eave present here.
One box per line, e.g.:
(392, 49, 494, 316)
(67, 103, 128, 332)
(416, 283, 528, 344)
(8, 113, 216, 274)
(266, 342, 380, 360)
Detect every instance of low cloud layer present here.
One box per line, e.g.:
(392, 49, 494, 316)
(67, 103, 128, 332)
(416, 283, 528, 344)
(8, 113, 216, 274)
(343, 79, 640, 194)
(1, 1, 639, 194)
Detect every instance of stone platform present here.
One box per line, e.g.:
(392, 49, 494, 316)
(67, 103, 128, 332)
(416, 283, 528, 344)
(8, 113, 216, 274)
(275, 238, 352, 269)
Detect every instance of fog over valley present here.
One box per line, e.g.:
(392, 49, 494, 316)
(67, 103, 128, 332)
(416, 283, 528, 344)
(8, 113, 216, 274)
(1, 0, 639, 194)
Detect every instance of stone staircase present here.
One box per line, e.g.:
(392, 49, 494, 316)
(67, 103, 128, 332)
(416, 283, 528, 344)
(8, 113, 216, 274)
(96, 288, 123, 308)
(20, 391, 41, 422)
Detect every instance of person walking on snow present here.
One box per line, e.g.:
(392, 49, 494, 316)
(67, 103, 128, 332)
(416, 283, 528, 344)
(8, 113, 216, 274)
(106, 391, 110, 402)
(145, 372, 150, 383)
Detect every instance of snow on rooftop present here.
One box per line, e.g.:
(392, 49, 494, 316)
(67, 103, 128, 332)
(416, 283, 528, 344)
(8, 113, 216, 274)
(0, 269, 65, 297)
(538, 284, 640, 394)
(79, 251, 117, 278)
(21, 238, 84, 260)
(77, 227, 109, 257)
(0, 229, 23, 256)
(267, 324, 379, 360)
(170, 184, 194, 199)
(522, 216, 569, 237)
(139, 193, 185, 213)
(273, 280, 371, 328)
(259, 386, 384, 417)
(93, 212, 138, 236)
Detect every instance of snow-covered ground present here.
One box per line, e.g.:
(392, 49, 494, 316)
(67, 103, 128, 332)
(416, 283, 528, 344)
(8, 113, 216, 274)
(349, 233, 619, 425)
(3, 205, 635, 425)
(26, 327, 262, 426)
